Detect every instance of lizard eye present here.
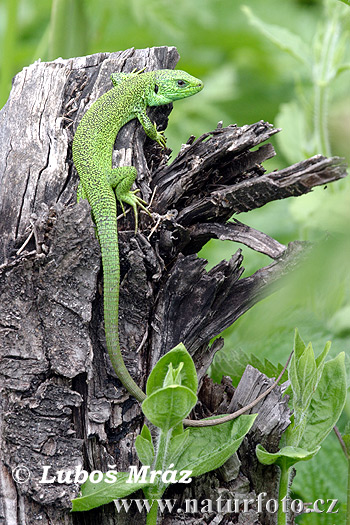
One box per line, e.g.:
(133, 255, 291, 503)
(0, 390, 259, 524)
(177, 80, 187, 87)
(154, 84, 159, 94)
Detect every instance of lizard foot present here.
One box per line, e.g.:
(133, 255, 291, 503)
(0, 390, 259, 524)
(117, 191, 152, 233)
(154, 124, 167, 149)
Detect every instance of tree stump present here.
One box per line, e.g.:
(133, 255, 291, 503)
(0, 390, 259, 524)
(0, 46, 347, 525)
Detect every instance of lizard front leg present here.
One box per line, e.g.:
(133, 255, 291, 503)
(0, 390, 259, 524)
(136, 107, 167, 148)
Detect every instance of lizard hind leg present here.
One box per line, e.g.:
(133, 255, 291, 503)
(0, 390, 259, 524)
(107, 166, 151, 232)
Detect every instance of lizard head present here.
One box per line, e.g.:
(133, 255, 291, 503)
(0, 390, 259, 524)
(149, 69, 204, 106)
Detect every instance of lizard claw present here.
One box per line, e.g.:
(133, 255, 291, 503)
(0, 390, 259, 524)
(153, 122, 167, 149)
(130, 189, 148, 206)
(118, 191, 152, 233)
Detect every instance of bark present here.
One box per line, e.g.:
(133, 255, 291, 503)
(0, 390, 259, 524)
(0, 46, 347, 525)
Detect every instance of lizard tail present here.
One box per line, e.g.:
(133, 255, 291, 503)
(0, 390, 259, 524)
(97, 215, 146, 402)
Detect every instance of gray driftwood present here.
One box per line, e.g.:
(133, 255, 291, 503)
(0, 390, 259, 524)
(0, 46, 347, 525)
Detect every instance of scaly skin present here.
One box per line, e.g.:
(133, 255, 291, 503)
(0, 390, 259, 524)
(72, 69, 203, 401)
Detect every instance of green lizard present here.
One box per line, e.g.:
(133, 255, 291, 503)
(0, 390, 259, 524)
(72, 68, 203, 402)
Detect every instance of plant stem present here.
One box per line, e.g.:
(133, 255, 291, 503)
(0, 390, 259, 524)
(146, 500, 159, 525)
(314, 82, 330, 157)
(334, 426, 349, 459)
(277, 464, 291, 525)
(313, 14, 340, 159)
(146, 429, 170, 525)
(334, 426, 350, 524)
(154, 429, 170, 472)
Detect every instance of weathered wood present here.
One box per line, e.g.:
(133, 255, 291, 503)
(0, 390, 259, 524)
(0, 45, 347, 525)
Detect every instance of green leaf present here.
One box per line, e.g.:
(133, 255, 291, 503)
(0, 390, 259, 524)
(256, 444, 320, 470)
(315, 340, 331, 370)
(135, 435, 155, 466)
(146, 343, 198, 396)
(342, 434, 350, 456)
(299, 353, 347, 449)
(314, 340, 331, 383)
(296, 342, 317, 411)
(289, 330, 324, 425)
(284, 416, 307, 449)
(285, 330, 309, 407)
(167, 430, 191, 467)
(140, 424, 152, 444)
(163, 362, 184, 387)
(242, 6, 312, 66)
(294, 328, 307, 360)
(173, 414, 256, 478)
(209, 346, 287, 387)
(71, 472, 152, 512)
(142, 385, 197, 431)
(275, 101, 310, 164)
(291, 432, 347, 524)
(288, 333, 303, 404)
(171, 422, 184, 437)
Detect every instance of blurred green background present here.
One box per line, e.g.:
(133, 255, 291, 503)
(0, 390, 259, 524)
(1, 0, 349, 522)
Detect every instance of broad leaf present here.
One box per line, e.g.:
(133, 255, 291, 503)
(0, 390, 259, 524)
(296, 342, 317, 413)
(135, 435, 155, 466)
(171, 422, 184, 437)
(242, 6, 312, 66)
(315, 340, 331, 382)
(167, 430, 190, 467)
(140, 424, 152, 444)
(146, 343, 198, 396)
(210, 346, 287, 387)
(173, 414, 256, 478)
(71, 472, 152, 512)
(275, 101, 310, 164)
(256, 444, 320, 470)
(142, 385, 197, 431)
(294, 328, 307, 360)
(299, 353, 346, 449)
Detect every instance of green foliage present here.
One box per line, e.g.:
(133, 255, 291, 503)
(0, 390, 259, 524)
(71, 472, 153, 512)
(209, 345, 287, 387)
(292, 431, 348, 524)
(244, 0, 350, 159)
(242, 6, 313, 66)
(298, 353, 347, 447)
(145, 343, 198, 396)
(174, 415, 257, 478)
(256, 444, 320, 470)
(142, 383, 197, 431)
(71, 343, 256, 523)
(48, 0, 87, 61)
(258, 330, 346, 457)
(134, 426, 155, 466)
(257, 330, 347, 525)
